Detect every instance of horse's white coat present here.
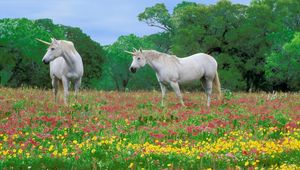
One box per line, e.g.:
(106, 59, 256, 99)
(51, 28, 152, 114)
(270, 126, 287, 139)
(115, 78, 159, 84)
(41, 38, 83, 104)
(129, 50, 221, 107)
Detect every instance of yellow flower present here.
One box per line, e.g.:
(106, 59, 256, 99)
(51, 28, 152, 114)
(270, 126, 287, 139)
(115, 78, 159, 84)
(18, 149, 23, 154)
(129, 163, 134, 168)
(245, 161, 249, 166)
(92, 136, 97, 141)
(49, 145, 54, 151)
(73, 140, 78, 144)
(91, 149, 96, 153)
(167, 164, 172, 167)
(2, 150, 8, 156)
(53, 150, 58, 156)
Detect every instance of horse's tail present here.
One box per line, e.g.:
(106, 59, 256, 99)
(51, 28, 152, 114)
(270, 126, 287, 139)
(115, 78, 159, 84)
(213, 71, 222, 100)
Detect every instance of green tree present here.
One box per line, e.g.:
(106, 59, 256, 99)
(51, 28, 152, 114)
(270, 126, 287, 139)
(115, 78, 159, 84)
(138, 3, 173, 32)
(101, 34, 158, 91)
(0, 18, 61, 87)
(265, 32, 300, 90)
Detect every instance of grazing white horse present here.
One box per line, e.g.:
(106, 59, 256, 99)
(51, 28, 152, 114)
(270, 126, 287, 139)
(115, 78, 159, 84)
(127, 49, 221, 107)
(36, 38, 84, 105)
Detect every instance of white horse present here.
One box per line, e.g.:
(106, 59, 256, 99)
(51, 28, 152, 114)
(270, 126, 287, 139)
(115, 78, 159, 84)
(36, 38, 84, 105)
(127, 49, 221, 107)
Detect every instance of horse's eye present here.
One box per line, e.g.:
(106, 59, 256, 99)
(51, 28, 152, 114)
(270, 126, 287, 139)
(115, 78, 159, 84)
(137, 57, 141, 60)
(51, 48, 55, 51)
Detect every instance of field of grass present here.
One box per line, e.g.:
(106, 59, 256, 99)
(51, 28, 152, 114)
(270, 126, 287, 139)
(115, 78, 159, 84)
(0, 87, 300, 169)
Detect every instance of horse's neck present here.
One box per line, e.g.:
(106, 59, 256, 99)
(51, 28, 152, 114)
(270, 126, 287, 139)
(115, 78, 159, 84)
(62, 50, 82, 71)
(146, 55, 164, 73)
(146, 54, 178, 73)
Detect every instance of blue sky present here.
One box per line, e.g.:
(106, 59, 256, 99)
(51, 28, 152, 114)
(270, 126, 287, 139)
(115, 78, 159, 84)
(0, 0, 250, 45)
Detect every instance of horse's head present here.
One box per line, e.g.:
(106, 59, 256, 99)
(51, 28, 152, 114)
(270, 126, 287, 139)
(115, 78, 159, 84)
(37, 38, 63, 65)
(126, 49, 146, 73)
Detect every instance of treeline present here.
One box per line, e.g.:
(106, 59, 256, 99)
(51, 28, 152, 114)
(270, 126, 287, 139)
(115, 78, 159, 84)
(1, 0, 300, 91)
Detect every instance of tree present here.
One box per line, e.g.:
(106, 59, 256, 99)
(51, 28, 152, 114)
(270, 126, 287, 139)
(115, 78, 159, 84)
(101, 34, 158, 91)
(138, 3, 173, 32)
(265, 32, 300, 90)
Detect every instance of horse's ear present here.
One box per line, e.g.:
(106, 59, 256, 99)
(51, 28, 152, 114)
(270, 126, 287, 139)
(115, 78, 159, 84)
(139, 48, 143, 53)
(51, 38, 58, 44)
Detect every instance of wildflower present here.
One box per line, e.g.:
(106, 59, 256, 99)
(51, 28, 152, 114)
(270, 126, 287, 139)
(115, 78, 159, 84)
(245, 161, 249, 166)
(129, 163, 134, 168)
(2, 150, 8, 156)
(18, 149, 23, 154)
(53, 150, 58, 156)
(49, 145, 54, 151)
(92, 136, 97, 141)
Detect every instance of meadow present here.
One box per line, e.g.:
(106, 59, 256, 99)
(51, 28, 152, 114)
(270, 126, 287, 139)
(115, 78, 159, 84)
(0, 87, 299, 169)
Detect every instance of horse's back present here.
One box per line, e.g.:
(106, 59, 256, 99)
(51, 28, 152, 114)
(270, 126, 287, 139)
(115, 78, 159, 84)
(178, 53, 217, 82)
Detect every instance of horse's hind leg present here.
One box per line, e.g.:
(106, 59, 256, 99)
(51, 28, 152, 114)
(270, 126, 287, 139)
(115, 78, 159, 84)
(203, 78, 213, 107)
(74, 78, 82, 100)
(170, 81, 185, 106)
(52, 78, 59, 103)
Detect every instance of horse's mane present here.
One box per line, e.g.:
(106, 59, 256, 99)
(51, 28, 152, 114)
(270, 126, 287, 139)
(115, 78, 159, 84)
(143, 50, 180, 66)
(59, 40, 76, 52)
(58, 40, 80, 57)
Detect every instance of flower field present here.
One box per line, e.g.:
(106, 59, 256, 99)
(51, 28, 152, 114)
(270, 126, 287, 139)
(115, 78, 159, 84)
(0, 87, 300, 169)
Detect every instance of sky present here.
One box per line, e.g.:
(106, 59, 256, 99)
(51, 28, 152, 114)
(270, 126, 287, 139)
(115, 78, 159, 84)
(0, 0, 251, 45)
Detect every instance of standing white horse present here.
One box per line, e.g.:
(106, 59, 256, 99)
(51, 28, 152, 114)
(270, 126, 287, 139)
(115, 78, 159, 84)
(126, 49, 221, 107)
(36, 38, 84, 105)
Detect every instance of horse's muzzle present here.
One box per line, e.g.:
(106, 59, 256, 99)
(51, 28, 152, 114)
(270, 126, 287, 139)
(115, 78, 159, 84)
(42, 59, 49, 65)
(130, 67, 137, 73)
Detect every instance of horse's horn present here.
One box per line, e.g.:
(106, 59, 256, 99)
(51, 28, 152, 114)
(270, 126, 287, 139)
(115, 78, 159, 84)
(124, 50, 134, 55)
(35, 38, 51, 46)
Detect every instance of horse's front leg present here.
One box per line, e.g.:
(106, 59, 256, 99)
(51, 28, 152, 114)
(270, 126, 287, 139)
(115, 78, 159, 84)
(52, 78, 59, 103)
(170, 81, 185, 106)
(62, 76, 69, 105)
(158, 82, 167, 107)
